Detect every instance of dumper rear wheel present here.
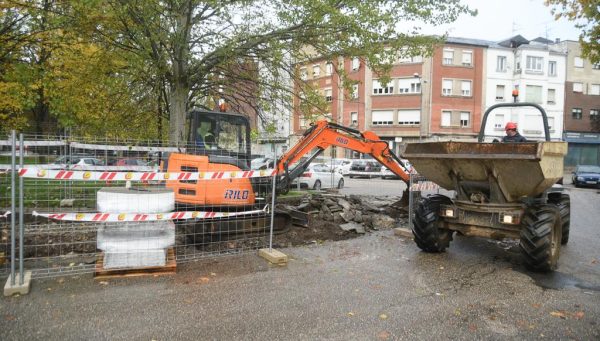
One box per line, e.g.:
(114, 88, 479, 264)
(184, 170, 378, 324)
(520, 205, 562, 272)
(549, 194, 570, 245)
(412, 195, 453, 252)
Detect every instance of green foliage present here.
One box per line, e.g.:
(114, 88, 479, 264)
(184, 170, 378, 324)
(1, 0, 474, 142)
(546, 0, 600, 64)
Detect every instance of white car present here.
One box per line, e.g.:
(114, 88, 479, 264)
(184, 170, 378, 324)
(380, 159, 415, 179)
(331, 158, 353, 175)
(291, 163, 345, 190)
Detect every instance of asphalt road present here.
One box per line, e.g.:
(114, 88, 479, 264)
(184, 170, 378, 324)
(1, 183, 599, 340)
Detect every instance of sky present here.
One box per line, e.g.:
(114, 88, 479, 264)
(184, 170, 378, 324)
(421, 0, 582, 42)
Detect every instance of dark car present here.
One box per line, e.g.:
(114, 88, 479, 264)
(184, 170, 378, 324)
(349, 159, 381, 178)
(572, 165, 600, 188)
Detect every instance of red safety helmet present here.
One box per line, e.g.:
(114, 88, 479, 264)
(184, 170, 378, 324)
(505, 122, 517, 131)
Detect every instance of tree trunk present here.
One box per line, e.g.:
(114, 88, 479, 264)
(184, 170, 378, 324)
(169, 82, 187, 146)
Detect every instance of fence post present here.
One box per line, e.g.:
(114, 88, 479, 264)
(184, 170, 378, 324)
(268, 142, 277, 252)
(19, 133, 24, 285)
(10, 130, 16, 286)
(408, 173, 413, 229)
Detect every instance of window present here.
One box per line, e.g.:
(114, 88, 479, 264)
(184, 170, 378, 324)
(593, 62, 600, 70)
(443, 49, 454, 65)
(325, 62, 333, 76)
(351, 84, 358, 99)
(547, 117, 555, 131)
(590, 109, 599, 119)
(372, 79, 394, 95)
(525, 85, 543, 104)
(397, 78, 421, 94)
(547, 88, 556, 104)
(300, 117, 307, 127)
(526, 56, 543, 72)
(548, 61, 557, 76)
(324, 88, 332, 102)
(574, 57, 584, 68)
(352, 57, 360, 70)
(495, 85, 505, 101)
(572, 108, 582, 120)
(573, 82, 583, 93)
(461, 81, 472, 96)
(300, 67, 307, 80)
(462, 51, 472, 66)
(312, 64, 320, 77)
(460, 112, 470, 127)
(350, 111, 358, 125)
(494, 114, 504, 129)
(591, 84, 600, 95)
(398, 110, 420, 125)
(441, 111, 452, 127)
(371, 110, 393, 125)
(442, 79, 453, 96)
(496, 56, 507, 72)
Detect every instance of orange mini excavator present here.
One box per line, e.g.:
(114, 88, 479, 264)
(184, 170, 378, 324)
(165, 109, 412, 237)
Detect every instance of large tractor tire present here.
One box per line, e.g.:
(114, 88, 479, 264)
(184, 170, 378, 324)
(549, 193, 570, 245)
(519, 204, 562, 272)
(412, 195, 454, 252)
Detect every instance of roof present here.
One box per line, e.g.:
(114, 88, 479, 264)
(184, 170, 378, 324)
(445, 36, 494, 47)
(498, 35, 530, 48)
(531, 37, 554, 44)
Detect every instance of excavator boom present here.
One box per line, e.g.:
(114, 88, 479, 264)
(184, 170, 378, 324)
(277, 120, 411, 192)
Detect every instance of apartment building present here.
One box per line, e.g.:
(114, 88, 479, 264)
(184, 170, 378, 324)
(483, 35, 566, 141)
(557, 40, 600, 166)
(430, 37, 487, 140)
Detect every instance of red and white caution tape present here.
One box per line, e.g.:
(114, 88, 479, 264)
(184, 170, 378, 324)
(410, 181, 440, 191)
(18, 167, 278, 181)
(33, 207, 267, 222)
(1, 211, 10, 218)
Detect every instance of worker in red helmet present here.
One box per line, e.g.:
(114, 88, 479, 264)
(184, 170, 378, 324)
(502, 122, 527, 142)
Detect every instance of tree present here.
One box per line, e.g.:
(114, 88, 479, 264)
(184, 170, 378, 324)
(77, 0, 474, 145)
(546, 0, 600, 64)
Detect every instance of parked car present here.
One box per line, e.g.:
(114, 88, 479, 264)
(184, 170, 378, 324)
(69, 157, 104, 168)
(571, 165, 600, 188)
(380, 159, 414, 179)
(291, 163, 344, 190)
(331, 158, 353, 175)
(115, 158, 147, 166)
(348, 159, 382, 178)
(251, 157, 275, 170)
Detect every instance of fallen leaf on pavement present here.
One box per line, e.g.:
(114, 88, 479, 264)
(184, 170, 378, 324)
(210, 272, 216, 276)
(99, 281, 109, 285)
(468, 324, 477, 332)
(347, 312, 355, 317)
(197, 277, 210, 284)
(377, 331, 391, 340)
(574, 311, 584, 320)
(550, 311, 567, 319)
(379, 313, 388, 320)
(532, 303, 541, 309)
(5, 314, 16, 321)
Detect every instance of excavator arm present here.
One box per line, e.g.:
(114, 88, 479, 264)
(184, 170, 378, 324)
(276, 120, 411, 192)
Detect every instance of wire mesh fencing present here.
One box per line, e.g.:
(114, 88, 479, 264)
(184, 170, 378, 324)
(0, 132, 277, 279)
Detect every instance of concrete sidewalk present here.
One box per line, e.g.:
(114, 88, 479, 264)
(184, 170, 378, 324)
(1, 225, 599, 341)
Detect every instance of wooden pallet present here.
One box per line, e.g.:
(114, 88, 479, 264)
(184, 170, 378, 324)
(94, 248, 176, 280)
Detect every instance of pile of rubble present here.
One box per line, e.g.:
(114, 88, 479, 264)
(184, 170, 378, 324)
(287, 192, 409, 234)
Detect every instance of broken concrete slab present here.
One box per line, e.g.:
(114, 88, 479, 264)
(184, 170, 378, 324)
(340, 222, 366, 234)
(394, 228, 413, 239)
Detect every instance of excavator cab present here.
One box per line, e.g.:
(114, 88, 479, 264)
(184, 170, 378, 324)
(187, 109, 252, 169)
(167, 109, 256, 207)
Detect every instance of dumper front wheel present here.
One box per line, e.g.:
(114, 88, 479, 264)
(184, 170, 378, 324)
(412, 195, 453, 252)
(520, 205, 562, 272)
(549, 194, 570, 245)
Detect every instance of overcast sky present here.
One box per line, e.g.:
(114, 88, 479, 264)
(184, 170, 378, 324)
(422, 0, 582, 42)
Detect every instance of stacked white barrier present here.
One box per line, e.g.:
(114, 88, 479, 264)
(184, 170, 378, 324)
(95, 188, 176, 269)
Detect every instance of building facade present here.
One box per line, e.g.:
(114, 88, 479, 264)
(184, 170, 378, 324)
(558, 40, 600, 166)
